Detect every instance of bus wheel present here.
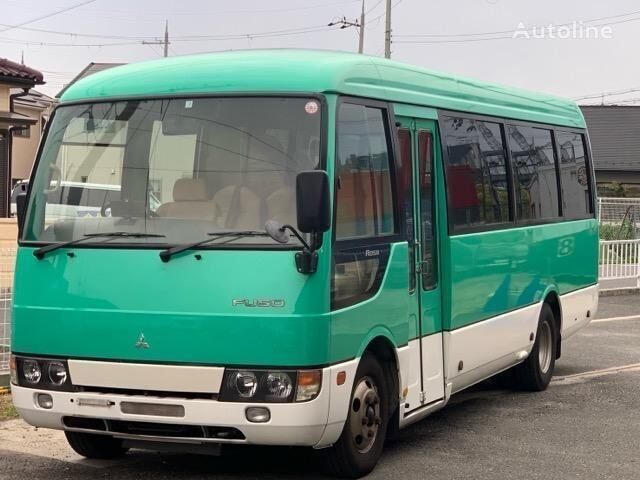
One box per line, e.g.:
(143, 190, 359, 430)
(514, 303, 557, 391)
(65, 431, 129, 459)
(321, 353, 389, 478)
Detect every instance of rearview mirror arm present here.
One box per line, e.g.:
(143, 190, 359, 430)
(281, 224, 318, 275)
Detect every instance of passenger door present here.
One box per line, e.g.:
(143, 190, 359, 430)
(396, 115, 445, 414)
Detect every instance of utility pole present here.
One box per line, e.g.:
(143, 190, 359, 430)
(358, 0, 365, 54)
(142, 20, 170, 57)
(164, 20, 169, 58)
(328, 16, 362, 53)
(384, 0, 391, 59)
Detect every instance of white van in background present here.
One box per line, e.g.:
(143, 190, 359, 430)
(12, 180, 160, 219)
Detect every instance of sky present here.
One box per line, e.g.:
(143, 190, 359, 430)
(3, 0, 640, 104)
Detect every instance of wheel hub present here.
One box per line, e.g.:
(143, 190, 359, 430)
(349, 376, 381, 453)
(538, 320, 553, 374)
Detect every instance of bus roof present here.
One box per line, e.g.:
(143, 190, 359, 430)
(60, 49, 585, 128)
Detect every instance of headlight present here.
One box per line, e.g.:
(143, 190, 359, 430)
(231, 371, 258, 399)
(264, 372, 293, 401)
(14, 357, 73, 391)
(220, 368, 321, 403)
(22, 359, 42, 384)
(48, 362, 68, 385)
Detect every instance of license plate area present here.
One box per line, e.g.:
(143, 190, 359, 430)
(120, 401, 185, 418)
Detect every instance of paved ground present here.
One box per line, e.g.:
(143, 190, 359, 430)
(1, 294, 639, 479)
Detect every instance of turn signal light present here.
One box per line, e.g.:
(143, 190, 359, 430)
(296, 370, 322, 402)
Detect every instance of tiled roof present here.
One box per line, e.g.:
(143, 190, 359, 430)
(13, 89, 55, 110)
(0, 58, 44, 84)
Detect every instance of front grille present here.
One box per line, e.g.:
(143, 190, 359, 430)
(62, 417, 245, 440)
(76, 385, 218, 400)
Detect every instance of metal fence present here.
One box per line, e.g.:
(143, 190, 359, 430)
(0, 248, 16, 377)
(598, 197, 640, 239)
(600, 239, 640, 282)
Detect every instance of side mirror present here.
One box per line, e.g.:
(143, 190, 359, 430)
(16, 193, 27, 236)
(296, 170, 330, 234)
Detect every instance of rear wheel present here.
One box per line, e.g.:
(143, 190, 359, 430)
(513, 303, 557, 391)
(65, 431, 129, 459)
(320, 354, 389, 478)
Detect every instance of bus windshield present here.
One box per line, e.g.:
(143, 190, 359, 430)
(22, 96, 322, 246)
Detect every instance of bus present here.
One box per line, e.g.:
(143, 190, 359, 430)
(10, 50, 598, 478)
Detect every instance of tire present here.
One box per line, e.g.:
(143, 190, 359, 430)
(320, 354, 390, 478)
(513, 303, 558, 391)
(65, 431, 129, 459)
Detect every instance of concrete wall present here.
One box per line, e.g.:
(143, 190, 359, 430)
(0, 86, 9, 111)
(0, 218, 17, 248)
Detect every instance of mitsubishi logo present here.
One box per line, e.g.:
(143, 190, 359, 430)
(135, 333, 150, 349)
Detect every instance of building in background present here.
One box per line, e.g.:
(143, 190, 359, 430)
(0, 58, 44, 217)
(581, 105, 640, 197)
(11, 89, 54, 182)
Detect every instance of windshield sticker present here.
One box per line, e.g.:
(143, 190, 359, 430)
(305, 101, 319, 115)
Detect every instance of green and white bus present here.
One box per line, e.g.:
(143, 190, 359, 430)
(10, 50, 598, 477)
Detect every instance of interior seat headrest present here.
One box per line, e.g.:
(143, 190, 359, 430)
(173, 178, 209, 202)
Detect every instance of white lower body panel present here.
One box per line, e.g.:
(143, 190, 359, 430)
(560, 284, 599, 339)
(445, 303, 541, 394)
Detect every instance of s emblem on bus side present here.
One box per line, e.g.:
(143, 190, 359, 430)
(232, 299, 286, 308)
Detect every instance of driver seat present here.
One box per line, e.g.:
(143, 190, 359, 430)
(155, 178, 217, 222)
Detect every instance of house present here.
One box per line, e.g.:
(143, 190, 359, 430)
(581, 105, 640, 197)
(11, 89, 54, 182)
(0, 58, 44, 217)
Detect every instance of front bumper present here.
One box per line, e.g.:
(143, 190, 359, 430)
(11, 359, 359, 448)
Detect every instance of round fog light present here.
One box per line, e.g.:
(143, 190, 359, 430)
(36, 393, 53, 409)
(246, 407, 270, 423)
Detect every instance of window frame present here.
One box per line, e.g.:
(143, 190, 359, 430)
(437, 109, 593, 236)
(438, 111, 514, 235)
(554, 128, 596, 220)
(417, 129, 439, 291)
(13, 125, 30, 138)
(332, 96, 403, 250)
(504, 122, 562, 225)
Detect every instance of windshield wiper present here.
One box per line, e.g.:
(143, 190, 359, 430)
(159, 231, 269, 263)
(34, 232, 166, 260)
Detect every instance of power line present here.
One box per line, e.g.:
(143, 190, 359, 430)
(574, 88, 640, 101)
(365, 0, 384, 16)
(0, 0, 97, 34)
(0, 24, 340, 48)
(90, 1, 360, 17)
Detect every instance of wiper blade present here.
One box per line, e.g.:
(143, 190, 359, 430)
(34, 232, 166, 260)
(159, 231, 268, 263)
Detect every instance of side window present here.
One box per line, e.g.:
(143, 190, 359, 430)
(335, 103, 395, 239)
(332, 102, 397, 310)
(398, 128, 415, 292)
(441, 116, 510, 231)
(507, 125, 560, 221)
(418, 131, 436, 289)
(556, 131, 592, 218)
